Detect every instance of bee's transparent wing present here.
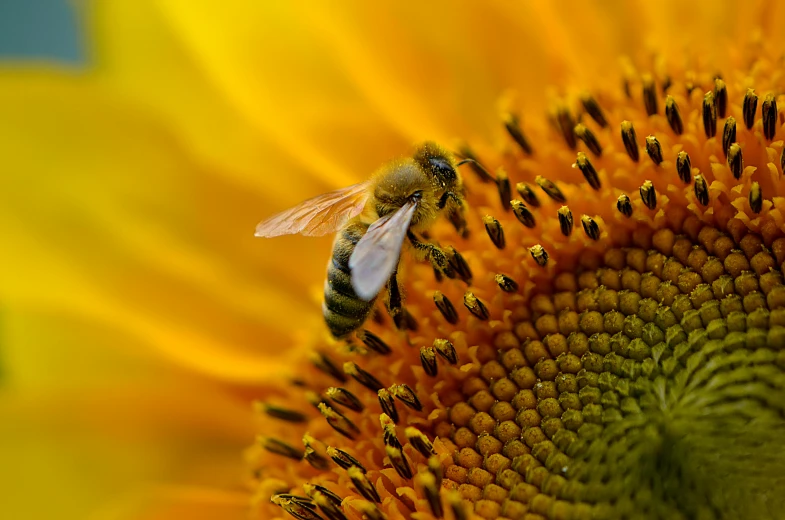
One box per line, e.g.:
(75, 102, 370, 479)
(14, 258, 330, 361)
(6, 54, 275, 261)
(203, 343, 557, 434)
(255, 181, 371, 237)
(349, 199, 418, 301)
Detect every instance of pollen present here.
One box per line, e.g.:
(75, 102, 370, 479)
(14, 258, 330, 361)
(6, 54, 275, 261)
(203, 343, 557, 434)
(251, 45, 785, 520)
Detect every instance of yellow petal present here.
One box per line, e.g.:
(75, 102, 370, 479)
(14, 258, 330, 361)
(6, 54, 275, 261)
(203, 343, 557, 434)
(0, 69, 324, 382)
(84, 0, 397, 190)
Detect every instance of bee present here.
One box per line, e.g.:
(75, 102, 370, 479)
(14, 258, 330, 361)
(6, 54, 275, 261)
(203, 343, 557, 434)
(255, 142, 467, 338)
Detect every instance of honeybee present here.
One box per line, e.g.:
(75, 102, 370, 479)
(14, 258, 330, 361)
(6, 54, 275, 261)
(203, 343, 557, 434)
(256, 142, 466, 338)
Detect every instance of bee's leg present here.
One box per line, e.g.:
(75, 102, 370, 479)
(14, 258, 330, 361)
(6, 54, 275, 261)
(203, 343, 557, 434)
(447, 205, 468, 237)
(407, 231, 455, 277)
(386, 268, 418, 331)
(436, 190, 463, 209)
(387, 268, 403, 327)
(437, 191, 468, 237)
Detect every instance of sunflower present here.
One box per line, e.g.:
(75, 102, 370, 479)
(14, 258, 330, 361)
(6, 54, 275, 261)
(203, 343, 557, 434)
(2, 1, 785, 519)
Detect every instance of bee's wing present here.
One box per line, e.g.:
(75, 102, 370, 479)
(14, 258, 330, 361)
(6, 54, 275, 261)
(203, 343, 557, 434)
(349, 199, 418, 301)
(255, 181, 371, 237)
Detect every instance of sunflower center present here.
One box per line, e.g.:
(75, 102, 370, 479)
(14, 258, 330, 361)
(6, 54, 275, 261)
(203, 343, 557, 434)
(432, 229, 785, 519)
(254, 58, 785, 520)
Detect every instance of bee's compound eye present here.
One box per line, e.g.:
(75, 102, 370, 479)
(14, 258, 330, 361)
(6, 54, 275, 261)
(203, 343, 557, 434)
(428, 157, 457, 185)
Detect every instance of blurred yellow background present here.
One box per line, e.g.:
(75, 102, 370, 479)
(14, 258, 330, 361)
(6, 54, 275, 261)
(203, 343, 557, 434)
(0, 1, 780, 518)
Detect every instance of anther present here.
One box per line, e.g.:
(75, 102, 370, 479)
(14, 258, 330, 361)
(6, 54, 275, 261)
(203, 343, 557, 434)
(303, 434, 331, 470)
(271, 495, 322, 520)
(318, 403, 360, 440)
(433, 338, 458, 365)
(345, 340, 369, 356)
(380, 413, 402, 450)
(312, 496, 347, 520)
(483, 215, 505, 249)
(662, 75, 672, 93)
(665, 96, 684, 135)
(308, 488, 347, 520)
(580, 92, 608, 127)
(395, 307, 417, 332)
(419, 471, 443, 517)
(616, 194, 633, 217)
(557, 206, 574, 236)
(503, 113, 533, 155)
(447, 491, 469, 520)
(378, 388, 399, 424)
(258, 402, 308, 423)
(271, 493, 311, 503)
(694, 175, 709, 206)
(272, 494, 317, 511)
(327, 446, 367, 473)
(343, 362, 384, 392)
(781, 148, 785, 176)
(311, 351, 347, 383)
(304, 484, 343, 509)
(303, 452, 330, 474)
(371, 310, 386, 325)
(516, 182, 541, 207)
(447, 246, 472, 284)
(326, 387, 365, 412)
(621, 121, 639, 162)
(750, 182, 763, 214)
(685, 73, 696, 95)
(574, 124, 603, 156)
(428, 456, 443, 487)
(763, 94, 778, 141)
(420, 346, 438, 377)
(389, 383, 423, 411)
(645, 135, 663, 165)
(456, 144, 494, 182)
(259, 436, 304, 460)
(385, 446, 413, 479)
(352, 502, 385, 520)
(510, 200, 536, 228)
(347, 466, 381, 503)
(529, 244, 549, 266)
(640, 180, 657, 210)
(714, 78, 728, 118)
(581, 215, 600, 240)
(433, 291, 458, 324)
(722, 116, 736, 157)
(447, 206, 469, 239)
(463, 291, 490, 320)
(727, 143, 743, 180)
(703, 91, 717, 138)
(574, 152, 601, 189)
(356, 329, 391, 355)
(743, 89, 758, 130)
(536, 175, 567, 202)
(405, 426, 435, 457)
(305, 391, 327, 409)
(643, 75, 658, 115)
(495, 273, 519, 293)
(495, 169, 512, 211)
(555, 104, 577, 149)
(676, 151, 692, 184)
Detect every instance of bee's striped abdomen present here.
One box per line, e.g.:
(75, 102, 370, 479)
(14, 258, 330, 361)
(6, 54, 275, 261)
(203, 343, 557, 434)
(323, 221, 375, 338)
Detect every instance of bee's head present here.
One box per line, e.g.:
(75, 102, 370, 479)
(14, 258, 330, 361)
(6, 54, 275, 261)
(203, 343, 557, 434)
(413, 142, 459, 191)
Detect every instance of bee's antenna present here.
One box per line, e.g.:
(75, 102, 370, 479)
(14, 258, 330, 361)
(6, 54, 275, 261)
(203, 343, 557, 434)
(456, 157, 495, 181)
